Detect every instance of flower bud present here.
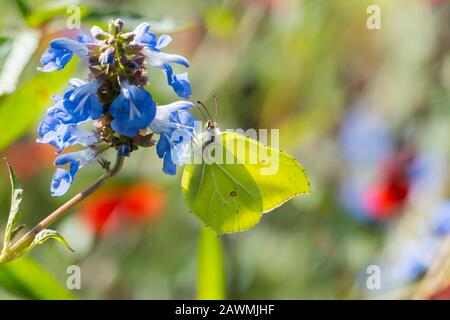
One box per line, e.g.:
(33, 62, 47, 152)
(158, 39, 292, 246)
(91, 25, 110, 40)
(99, 46, 115, 65)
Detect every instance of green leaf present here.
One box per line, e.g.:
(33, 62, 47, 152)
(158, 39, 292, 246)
(182, 132, 310, 233)
(0, 36, 13, 74)
(0, 30, 39, 96)
(0, 257, 75, 299)
(20, 229, 74, 257)
(197, 227, 226, 300)
(2, 159, 23, 250)
(0, 61, 76, 151)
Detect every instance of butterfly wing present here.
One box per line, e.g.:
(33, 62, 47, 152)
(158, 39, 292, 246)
(222, 132, 310, 213)
(181, 131, 310, 234)
(182, 141, 263, 233)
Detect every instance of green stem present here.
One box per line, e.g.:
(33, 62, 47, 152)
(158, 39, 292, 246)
(197, 227, 226, 300)
(0, 154, 125, 266)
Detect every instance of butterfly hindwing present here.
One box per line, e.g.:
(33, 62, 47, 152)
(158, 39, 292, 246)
(182, 141, 263, 233)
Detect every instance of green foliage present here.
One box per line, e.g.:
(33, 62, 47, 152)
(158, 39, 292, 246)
(0, 62, 76, 151)
(1, 161, 73, 263)
(0, 30, 39, 96)
(2, 160, 23, 251)
(0, 36, 13, 73)
(0, 257, 74, 299)
(19, 229, 74, 257)
(197, 227, 225, 300)
(182, 132, 310, 233)
(25, 1, 88, 27)
(204, 7, 236, 39)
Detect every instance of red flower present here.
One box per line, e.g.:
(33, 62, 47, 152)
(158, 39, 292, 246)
(2, 138, 55, 180)
(362, 148, 415, 220)
(81, 182, 166, 235)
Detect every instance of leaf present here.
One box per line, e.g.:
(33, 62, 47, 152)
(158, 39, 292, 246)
(0, 61, 76, 151)
(2, 159, 23, 250)
(0, 257, 75, 299)
(0, 36, 13, 74)
(20, 229, 75, 257)
(182, 132, 310, 233)
(0, 30, 40, 96)
(197, 227, 226, 300)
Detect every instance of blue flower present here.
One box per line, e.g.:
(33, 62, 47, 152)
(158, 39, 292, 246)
(433, 202, 450, 236)
(132, 23, 191, 98)
(76, 34, 95, 44)
(51, 169, 72, 197)
(110, 81, 156, 137)
(165, 68, 191, 100)
(90, 25, 110, 40)
(37, 98, 99, 153)
(38, 38, 89, 72)
(51, 148, 98, 196)
(340, 103, 393, 166)
(150, 101, 195, 175)
(55, 79, 103, 124)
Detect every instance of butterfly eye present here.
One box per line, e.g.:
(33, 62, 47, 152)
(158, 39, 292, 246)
(207, 120, 216, 129)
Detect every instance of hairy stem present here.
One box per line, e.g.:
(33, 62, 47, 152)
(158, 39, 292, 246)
(0, 154, 125, 266)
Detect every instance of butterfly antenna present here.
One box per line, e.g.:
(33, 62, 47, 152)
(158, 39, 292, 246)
(194, 103, 208, 122)
(196, 100, 214, 121)
(213, 95, 219, 122)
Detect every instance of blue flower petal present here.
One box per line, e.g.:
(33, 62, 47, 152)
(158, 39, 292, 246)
(156, 134, 170, 158)
(151, 101, 195, 134)
(131, 23, 157, 49)
(168, 71, 192, 99)
(433, 202, 450, 236)
(133, 23, 191, 98)
(38, 38, 89, 72)
(76, 34, 94, 44)
(163, 152, 177, 175)
(38, 48, 73, 72)
(110, 82, 156, 137)
(59, 80, 103, 124)
(51, 145, 98, 196)
(51, 168, 71, 196)
(156, 35, 172, 49)
(152, 102, 196, 175)
(50, 38, 89, 58)
(37, 105, 98, 153)
(176, 109, 195, 128)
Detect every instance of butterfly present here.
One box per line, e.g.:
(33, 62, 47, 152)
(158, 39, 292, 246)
(181, 101, 310, 234)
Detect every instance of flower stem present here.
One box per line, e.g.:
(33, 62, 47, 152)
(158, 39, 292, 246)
(197, 227, 226, 300)
(0, 153, 125, 266)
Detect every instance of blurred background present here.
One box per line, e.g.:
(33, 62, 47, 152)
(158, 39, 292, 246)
(0, 0, 450, 299)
